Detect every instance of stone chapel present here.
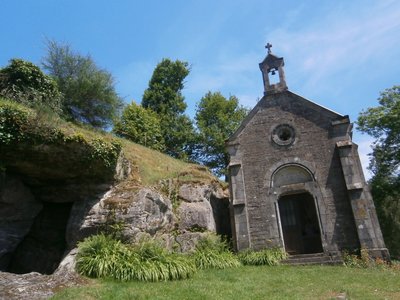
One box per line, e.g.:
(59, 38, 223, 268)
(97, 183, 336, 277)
(226, 45, 389, 260)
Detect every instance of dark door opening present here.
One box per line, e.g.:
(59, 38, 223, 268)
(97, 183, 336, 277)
(278, 193, 323, 255)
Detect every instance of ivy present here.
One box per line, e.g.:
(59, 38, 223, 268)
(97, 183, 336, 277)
(0, 100, 31, 145)
(89, 138, 122, 168)
(0, 99, 122, 171)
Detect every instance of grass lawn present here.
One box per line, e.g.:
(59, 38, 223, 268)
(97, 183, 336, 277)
(52, 265, 400, 300)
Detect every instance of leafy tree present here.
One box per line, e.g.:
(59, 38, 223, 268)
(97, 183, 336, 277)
(142, 58, 195, 159)
(194, 91, 248, 178)
(0, 59, 62, 113)
(42, 40, 123, 129)
(357, 85, 400, 258)
(113, 101, 165, 151)
(142, 58, 189, 115)
(368, 176, 400, 259)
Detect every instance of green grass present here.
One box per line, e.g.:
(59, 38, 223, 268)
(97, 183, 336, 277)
(52, 265, 400, 300)
(0, 98, 220, 186)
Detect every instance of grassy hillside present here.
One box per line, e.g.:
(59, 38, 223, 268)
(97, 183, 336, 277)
(0, 98, 219, 186)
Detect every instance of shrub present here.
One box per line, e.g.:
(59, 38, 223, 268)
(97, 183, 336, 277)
(0, 59, 62, 114)
(342, 248, 392, 269)
(192, 233, 240, 269)
(193, 249, 241, 270)
(0, 99, 31, 145)
(195, 232, 230, 253)
(0, 98, 121, 173)
(238, 248, 287, 266)
(113, 102, 165, 151)
(76, 234, 133, 279)
(76, 234, 196, 282)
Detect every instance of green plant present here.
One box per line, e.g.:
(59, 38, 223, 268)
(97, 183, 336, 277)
(195, 232, 230, 253)
(342, 248, 392, 269)
(0, 58, 62, 114)
(142, 58, 195, 159)
(76, 234, 196, 282)
(0, 99, 31, 145)
(193, 249, 240, 270)
(113, 101, 165, 151)
(0, 98, 122, 174)
(192, 233, 240, 269)
(194, 91, 249, 177)
(88, 138, 121, 168)
(238, 248, 287, 266)
(98, 210, 127, 242)
(43, 40, 123, 129)
(76, 234, 133, 279)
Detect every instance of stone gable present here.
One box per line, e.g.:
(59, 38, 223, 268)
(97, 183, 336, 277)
(226, 48, 389, 260)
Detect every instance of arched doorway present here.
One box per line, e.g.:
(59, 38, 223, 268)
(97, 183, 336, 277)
(272, 164, 323, 255)
(278, 192, 323, 254)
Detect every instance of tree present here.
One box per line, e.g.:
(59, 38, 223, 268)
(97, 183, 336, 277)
(142, 58, 189, 115)
(0, 59, 62, 113)
(113, 101, 165, 151)
(42, 40, 123, 129)
(142, 58, 194, 158)
(194, 91, 248, 178)
(357, 85, 400, 258)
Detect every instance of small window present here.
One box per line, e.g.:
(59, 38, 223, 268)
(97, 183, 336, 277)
(272, 124, 295, 146)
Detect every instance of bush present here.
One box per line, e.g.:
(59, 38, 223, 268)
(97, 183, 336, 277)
(0, 98, 121, 173)
(192, 233, 240, 270)
(0, 99, 31, 145)
(193, 250, 241, 270)
(0, 59, 62, 114)
(76, 234, 133, 279)
(238, 248, 287, 266)
(113, 102, 165, 151)
(342, 248, 392, 269)
(76, 234, 195, 282)
(194, 232, 230, 253)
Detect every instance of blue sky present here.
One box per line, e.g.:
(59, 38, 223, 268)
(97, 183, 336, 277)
(1, 0, 400, 177)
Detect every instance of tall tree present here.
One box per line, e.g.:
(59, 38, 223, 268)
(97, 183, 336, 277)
(357, 85, 400, 258)
(142, 58, 194, 158)
(113, 101, 165, 151)
(0, 59, 61, 113)
(194, 91, 248, 178)
(42, 40, 123, 129)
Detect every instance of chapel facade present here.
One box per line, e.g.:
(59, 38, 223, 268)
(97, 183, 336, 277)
(226, 45, 389, 260)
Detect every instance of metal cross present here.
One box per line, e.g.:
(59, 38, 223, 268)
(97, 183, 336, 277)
(265, 43, 272, 54)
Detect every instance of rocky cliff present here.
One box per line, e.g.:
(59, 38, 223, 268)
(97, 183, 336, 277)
(0, 100, 230, 279)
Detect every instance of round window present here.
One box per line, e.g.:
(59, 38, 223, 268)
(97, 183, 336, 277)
(272, 124, 296, 146)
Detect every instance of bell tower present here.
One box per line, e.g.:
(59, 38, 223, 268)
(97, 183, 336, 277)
(259, 43, 288, 95)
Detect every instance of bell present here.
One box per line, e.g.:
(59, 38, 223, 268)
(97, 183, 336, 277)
(271, 70, 276, 75)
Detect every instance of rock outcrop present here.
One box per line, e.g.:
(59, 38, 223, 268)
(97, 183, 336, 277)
(0, 164, 230, 275)
(0, 101, 230, 299)
(0, 174, 42, 270)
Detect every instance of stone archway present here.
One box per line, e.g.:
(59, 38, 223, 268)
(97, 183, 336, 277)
(271, 164, 323, 254)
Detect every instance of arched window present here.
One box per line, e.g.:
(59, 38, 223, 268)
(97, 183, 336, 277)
(273, 165, 313, 187)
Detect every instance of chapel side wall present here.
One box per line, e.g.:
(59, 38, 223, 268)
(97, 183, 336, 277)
(235, 92, 360, 252)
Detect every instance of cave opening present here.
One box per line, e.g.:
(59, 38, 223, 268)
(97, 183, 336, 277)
(7, 201, 73, 275)
(210, 196, 232, 241)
